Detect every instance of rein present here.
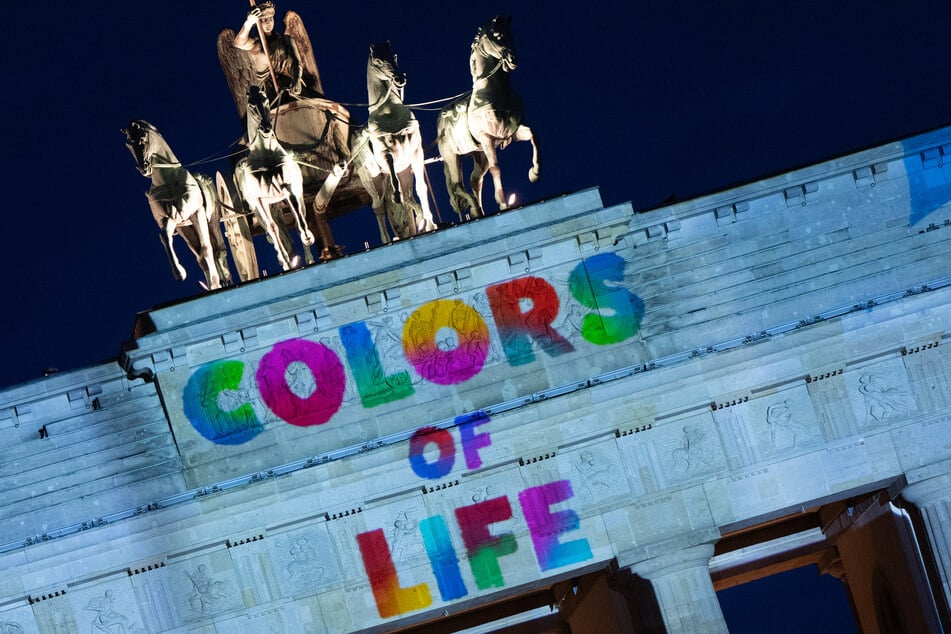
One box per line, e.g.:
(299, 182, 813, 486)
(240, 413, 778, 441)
(148, 160, 184, 169)
(472, 36, 507, 81)
(368, 76, 400, 111)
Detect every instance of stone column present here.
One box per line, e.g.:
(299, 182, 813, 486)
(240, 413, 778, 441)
(901, 472, 951, 617)
(624, 542, 729, 633)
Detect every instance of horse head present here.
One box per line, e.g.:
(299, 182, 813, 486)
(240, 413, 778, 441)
(473, 16, 516, 73)
(368, 41, 406, 91)
(123, 119, 163, 177)
(246, 85, 275, 140)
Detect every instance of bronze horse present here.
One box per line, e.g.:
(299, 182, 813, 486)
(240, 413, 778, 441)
(123, 120, 232, 289)
(234, 86, 313, 271)
(350, 41, 436, 243)
(437, 16, 540, 219)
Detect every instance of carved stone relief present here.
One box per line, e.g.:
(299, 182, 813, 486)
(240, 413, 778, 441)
(618, 412, 725, 496)
(272, 525, 341, 599)
(749, 385, 823, 459)
(764, 399, 820, 453)
(0, 605, 38, 634)
(846, 359, 918, 431)
(66, 579, 146, 634)
(672, 424, 719, 474)
(165, 551, 244, 625)
(83, 590, 140, 634)
(388, 509, 428, 567)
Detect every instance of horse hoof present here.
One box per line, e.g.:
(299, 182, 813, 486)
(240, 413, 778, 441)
(529, 167, 540, 183)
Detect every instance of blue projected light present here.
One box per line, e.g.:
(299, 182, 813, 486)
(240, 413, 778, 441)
(904, 145, 951, 226)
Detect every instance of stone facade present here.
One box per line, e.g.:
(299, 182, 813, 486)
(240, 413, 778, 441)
(1, 125, 951, 632)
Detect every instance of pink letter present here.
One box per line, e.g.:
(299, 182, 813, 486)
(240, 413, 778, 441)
(256, 339, 345, 427)
(519, 480, 592, 571)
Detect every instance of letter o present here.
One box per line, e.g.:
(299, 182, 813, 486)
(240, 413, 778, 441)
(409, 427, 456, 479)
(256, 339, 345, 427)
(402, 299, 490, 385)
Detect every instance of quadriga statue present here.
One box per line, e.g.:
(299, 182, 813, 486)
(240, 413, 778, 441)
(123, 121, 232, 290)
(350, 41, 437, 243)
(437, 16, 540, 219)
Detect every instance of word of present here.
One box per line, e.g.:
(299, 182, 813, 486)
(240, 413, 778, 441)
(408, 414, 492, 479)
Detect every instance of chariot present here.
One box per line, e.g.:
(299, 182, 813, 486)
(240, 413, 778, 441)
(215, 10, 376, 281)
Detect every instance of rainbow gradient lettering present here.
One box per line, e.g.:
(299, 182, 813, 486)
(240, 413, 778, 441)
(183, 360, 263, 445)
(356, 478, 591, 618)
(355, 416, 592, 620)
(180, 253, 645, 445)
(486, 276, 575, 366)
(519, 480, 593, 570)
(402, 299, 490, 385)
(568, 252, 645, 345)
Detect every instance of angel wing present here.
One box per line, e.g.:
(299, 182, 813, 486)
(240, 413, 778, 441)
(217, 29, 255, 121)
(284, 11, 324, 96)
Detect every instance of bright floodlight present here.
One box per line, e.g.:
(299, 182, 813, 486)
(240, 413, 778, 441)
(508, 193, 517, 206)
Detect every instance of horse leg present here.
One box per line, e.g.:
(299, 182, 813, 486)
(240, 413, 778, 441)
(357, 161, 392, 245)
(177, 224, 213, 290)
(191, 208, 222, 290)
(515, 124, 540, 182)
(393, 169, 418, 239)
(291, 202, 316, 265)
(378, 173, 407, 240)
(473, 132, 507, 211)
(470, 151, 490, 217)
(160, 218, 187, 281)
(208, 214, 233, 286)
(204, 190, 233, 286)
(287, 176, 315, 247)
(276, 206, 303, 268)
(385, 152, 403, 206)
(437, 137, 476, 220)
(411, 148, 437, 233)
(257, 201, 294, 270)
(310, 207, 338, 261)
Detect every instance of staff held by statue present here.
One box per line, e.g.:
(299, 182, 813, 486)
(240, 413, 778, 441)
(245, 0, 280, 97)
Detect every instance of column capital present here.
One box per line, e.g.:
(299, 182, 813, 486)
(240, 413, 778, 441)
(628, 543, 716, 580)
(901, 472, 951, 506)
(615, 530, 728, 634)
(616, 526, 721, 572)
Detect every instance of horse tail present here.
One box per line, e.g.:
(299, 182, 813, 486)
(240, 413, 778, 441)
(386, 152, 402, 205)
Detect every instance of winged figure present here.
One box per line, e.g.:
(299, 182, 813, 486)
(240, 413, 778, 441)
(217, 2, 324, 121)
